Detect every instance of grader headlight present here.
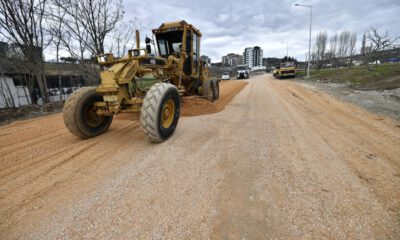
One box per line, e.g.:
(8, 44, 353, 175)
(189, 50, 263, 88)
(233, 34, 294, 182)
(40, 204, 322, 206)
(97, 53, 114, 64)
(97, 55, 106, 63)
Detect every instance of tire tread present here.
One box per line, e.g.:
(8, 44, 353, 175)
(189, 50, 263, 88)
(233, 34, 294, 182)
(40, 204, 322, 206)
(140, 83, 178, 142)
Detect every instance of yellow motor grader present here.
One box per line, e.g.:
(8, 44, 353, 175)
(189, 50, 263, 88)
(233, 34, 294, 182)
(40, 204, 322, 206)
(273, 62, 296, 79)
(63, 20, 219, 142)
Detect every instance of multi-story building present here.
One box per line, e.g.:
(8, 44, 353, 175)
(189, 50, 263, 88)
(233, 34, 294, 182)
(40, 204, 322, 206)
(222, 53, 243, 67)
(200, 55, 211, 65)
(243, 46, 263, 69)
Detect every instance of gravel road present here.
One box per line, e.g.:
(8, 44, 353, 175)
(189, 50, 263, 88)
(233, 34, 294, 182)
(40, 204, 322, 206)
(293, 80, 400, 121)
(1, 75, 399, 239)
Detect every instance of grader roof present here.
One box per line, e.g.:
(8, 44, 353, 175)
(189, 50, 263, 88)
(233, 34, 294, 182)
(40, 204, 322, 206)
(153, 20, 202, 37)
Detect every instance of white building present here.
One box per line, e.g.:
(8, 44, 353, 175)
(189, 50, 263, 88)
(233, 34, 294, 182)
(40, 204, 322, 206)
(0, 75, 31, 108)
(200, 55, 211, 65)
(243, 46, 263, 70)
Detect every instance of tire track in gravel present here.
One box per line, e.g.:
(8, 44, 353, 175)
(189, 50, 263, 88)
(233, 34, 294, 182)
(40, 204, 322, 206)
(0, 80, 248, 239)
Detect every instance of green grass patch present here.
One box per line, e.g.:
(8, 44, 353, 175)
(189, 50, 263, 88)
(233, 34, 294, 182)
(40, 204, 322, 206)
(297, 64, 400, 90)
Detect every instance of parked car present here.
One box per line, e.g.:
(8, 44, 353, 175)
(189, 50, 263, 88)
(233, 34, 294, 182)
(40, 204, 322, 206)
(221, 72, 230, 80)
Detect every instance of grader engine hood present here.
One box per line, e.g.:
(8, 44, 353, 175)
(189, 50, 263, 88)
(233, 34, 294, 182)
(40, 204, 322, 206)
(97, 56, 168, 89)
(139, 57, 166, 66)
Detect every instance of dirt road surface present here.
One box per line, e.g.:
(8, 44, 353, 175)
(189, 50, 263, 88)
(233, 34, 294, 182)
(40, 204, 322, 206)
(1, 75, 399, 239)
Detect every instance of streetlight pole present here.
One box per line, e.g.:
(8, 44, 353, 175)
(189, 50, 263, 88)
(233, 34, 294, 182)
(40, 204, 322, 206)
(281, 41, 289, 65)
(295, 3, 312, 78)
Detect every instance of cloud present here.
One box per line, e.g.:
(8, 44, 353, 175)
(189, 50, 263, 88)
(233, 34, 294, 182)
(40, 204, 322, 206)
(122, 0, 400, 62)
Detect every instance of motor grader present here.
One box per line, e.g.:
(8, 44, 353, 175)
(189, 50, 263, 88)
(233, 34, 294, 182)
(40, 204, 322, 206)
(273, 62, 296, 79)
(63, 20, 219, 142)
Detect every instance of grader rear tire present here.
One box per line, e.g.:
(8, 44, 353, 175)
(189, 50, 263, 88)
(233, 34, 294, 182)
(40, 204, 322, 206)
(213, 80, 220, 100)
(140, 83, 181, 143)
(202, 80, 216, 102)
(63, 87, 113, 139)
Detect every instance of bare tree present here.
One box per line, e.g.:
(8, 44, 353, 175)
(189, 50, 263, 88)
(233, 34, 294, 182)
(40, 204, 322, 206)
(360, 33, 366, 56)
(329, 33, 338, 67)
(108, 19, 137, 58)
(0, 0, 51, 104)
(47, 0, 124, 87)
(338, 31, 351, 60)
(47, 2, 66, 101)
(364, 26, 399, 69)
(53, 0, 124, 57)
(54, 3, 90, 61)
(315, 31, 328, 68)
(310, 45, 317, 64)
(348, 32, 357, 68)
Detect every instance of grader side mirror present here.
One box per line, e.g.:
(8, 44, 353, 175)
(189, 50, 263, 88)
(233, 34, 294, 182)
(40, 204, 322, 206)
(145, 37, 151, 44)
(145, 37, 152, 54)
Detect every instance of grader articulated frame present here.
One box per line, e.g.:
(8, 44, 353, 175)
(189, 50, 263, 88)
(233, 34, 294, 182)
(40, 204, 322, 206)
(63, 20, 219, 142)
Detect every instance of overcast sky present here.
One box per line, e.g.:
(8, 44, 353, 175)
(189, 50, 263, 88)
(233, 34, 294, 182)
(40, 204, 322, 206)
(124, 0, 400, 62)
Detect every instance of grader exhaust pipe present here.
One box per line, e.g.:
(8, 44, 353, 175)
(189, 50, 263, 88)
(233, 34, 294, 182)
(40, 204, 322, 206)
(135, 29, 140, 49)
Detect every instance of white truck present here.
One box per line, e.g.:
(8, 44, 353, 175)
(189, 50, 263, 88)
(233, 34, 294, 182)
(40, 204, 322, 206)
(236, 65, 250, 79)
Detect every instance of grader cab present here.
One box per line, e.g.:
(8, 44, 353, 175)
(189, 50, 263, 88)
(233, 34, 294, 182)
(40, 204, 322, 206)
(63, 21, 219, 142)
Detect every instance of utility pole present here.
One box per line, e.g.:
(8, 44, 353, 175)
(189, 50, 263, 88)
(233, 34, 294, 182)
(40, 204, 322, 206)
(295, 3, 313, 78)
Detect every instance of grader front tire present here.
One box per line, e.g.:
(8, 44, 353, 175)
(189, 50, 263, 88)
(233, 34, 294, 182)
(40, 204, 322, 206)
(140, 83, 181, 143)
(63, 87, 113, 139)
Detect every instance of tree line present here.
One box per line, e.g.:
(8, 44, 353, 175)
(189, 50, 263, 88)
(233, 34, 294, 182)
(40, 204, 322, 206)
(311, 27, 398, 69)
(0, 0, 138, 107)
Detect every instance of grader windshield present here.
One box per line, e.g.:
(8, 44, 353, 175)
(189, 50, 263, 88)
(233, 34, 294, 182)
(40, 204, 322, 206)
(156, 31, 184, 57)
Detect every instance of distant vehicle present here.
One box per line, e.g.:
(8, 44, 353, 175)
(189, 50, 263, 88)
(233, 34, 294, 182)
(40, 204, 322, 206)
(272, 66, 279, 77)
(221, 72, 230, 80)
(236, 65, 250, 79)
(273, 62, 296, 79)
